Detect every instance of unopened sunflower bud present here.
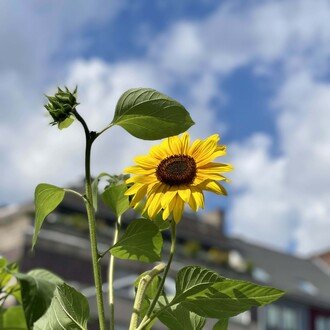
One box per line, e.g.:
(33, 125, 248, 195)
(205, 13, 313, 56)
(44, 86, 78, 129)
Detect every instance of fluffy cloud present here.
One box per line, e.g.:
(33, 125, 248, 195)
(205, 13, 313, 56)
(148, 0, 330, 255)
(2, 0, 330, 256)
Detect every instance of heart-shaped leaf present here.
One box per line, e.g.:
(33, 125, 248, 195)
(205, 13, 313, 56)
(112, 88, 194, 140)
(33, 283, 89, 330)
(182, 278, 285, 319)
(102, 184, 129, 217)
(16, 269, 63, 329)
(33, 184, 65, 248)
(110, 218, 163, 262)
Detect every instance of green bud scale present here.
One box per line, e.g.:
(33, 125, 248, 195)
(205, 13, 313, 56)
(44, 86, 78, 128)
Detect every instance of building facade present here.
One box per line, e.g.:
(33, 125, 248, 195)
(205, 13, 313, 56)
(1, 193, 330, 329)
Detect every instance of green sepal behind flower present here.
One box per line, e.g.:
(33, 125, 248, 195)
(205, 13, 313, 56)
(44, 86, 78, 128)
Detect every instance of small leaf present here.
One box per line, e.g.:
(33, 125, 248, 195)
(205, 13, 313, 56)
(16, 269, 63, 329)
(33, 184, 65, 248)
(182, 279, 285, 319)
(91, 172, 112, 212)
(58, 116, 74, 129)
(102, 184, 129, 217)
(110, 218, 163, 262)
(0, 306, 27, 329)
(157, 303, 206, 330)
(172, 266, 222, 304)
(33, 283, 89, 330)
(112, 88, 194, 140)
(213, 319, 229, 330)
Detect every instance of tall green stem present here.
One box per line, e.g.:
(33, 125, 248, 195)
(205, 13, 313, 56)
(108, 215, 122, 330)
(75, 110, 106, 330)
(137, 221, 177, 330)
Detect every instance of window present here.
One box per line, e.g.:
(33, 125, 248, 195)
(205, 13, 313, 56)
(266, 305, 300, 330)
(252, 267, 271, 283)
(315, 316, 330, 330)
(297, 279, 318, 295)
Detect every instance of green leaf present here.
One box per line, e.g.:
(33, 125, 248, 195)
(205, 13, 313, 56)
(16, 269, 63, 329)
(182, 279, 285, 319)
(58, 116, 74, 129)
(0, 306, 27, 329)
(102, 183, 129, 217)
(110, 218, 163, 262)
(34, 283, 89, 330)
(151, 213, 170, 231)
(213, 319, 228, 330)
(172, 266, 222, 304)
(112, 88, 194, 140)
(33, 184, 65, 248)
(0, 256, 7, 269)
(91, 172, 112, 212)
(157, 303, 206, 330)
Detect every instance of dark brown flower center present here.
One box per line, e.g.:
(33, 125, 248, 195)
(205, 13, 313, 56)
(156, 155, 197, 186)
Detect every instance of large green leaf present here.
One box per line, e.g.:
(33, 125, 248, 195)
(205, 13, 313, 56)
(102, 183, 129, 217)
(172, 266, 222, 304)
(16, 269, 63, 329)
(0, 306, 27, 330)
(110, 218, 163, 262)
(182, 278, 285, 319)
(213, 319, 228, 330)
(157, 302, 206, 330)
(33, 283, 89, 330)
(33, 183, 65, 248)
(112, 88, 194, 140)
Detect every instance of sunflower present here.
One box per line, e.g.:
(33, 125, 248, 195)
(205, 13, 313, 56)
(124, 132, 232, 223)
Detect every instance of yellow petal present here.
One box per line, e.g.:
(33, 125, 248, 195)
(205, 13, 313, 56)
(200, 180, 228, 195)
(190, 187, 204, 211)
(149, 143, 169, 160)
(193, 135, 219, 164)
(147, 185, 165, 219)
(124, 165, 155, 175)
(177, 185, 191, 203)
(188, 139, 202, 156)
(188, 194, 197, 211)
(134, 155, 159, 169)
(180, 132, 190, 154)
(173, 196, 184, 223)
(196, 171, 229, 182)
(199, 162, 233, 172)
(125, 183, 144, 196)
(167, 135, 182, 154)
(126, 174, 157, 185)
(161, 187, 178, 208)
(130, 184, 148, 206)
(162, 206, 171, 220)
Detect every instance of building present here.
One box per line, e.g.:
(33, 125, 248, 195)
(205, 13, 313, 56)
(1, 190, 330, 330)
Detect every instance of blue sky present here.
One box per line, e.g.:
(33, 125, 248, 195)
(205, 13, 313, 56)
(1, 0, 330, 256)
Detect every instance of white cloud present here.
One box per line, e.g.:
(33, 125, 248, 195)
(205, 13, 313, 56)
(229, 71, 330, 255)
(2, 0, 330, 257)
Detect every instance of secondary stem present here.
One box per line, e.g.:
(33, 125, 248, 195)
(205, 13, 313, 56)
(108, 215, 122, 330)
(137, 221, 177, 329)
(129, 263, 166, 330)
(75, 110, 106, 330)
